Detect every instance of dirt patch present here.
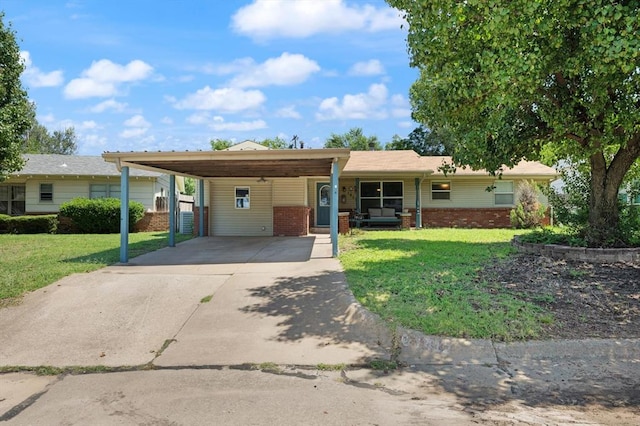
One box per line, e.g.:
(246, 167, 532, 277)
(479, 253, 640, 339)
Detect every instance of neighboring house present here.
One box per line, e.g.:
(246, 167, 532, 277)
(0, 154, 185, 231)
(102, 142, 558, 239)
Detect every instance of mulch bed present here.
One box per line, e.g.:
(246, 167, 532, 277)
(479, 253, 640, 339)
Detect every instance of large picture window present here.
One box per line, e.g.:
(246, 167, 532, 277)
(359, 181, 403, 213)
(90, 184, 121, 199)
(494, 181, 514, 205)
(235, 187, 250, 209)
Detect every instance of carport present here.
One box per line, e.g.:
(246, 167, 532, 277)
(102, 149, 350, 262)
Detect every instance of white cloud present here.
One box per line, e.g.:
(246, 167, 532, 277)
(64, 59, 153, 99)
(120, 114, 151, 139)
(316, 83, 389, 121)
(89, 99, 128, 113)
(229, 53, 320, 88)
(186, 112, 211, 125)
(20, 51, 64, 88)
(160, 116, 174, 125)
(348, 59, 385, 76)
(232, 0, 403, 39)
(275, 106, 302, 119)
(390, 94, 411, 118)
(199, 57, 255, 75)
(124, 114, 150, 128)
(79, 120, 98, 130)
(39, 113, 56, 124)
(397, 121, 413, 128)
(174, 86, 266, 112)
(120, 127, 149, 139)
(210, 116, 267, 132)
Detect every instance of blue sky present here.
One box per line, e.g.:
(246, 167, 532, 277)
(3, 0, 418, 155)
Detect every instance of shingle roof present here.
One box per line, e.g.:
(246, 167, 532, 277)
(343, 150, 427, 173)
(421, 156, 557, 177)
(16, 154, 161, 177)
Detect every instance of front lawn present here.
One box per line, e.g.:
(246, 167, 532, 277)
(0, 232, 192, 305)
(339, 228, 550, 341)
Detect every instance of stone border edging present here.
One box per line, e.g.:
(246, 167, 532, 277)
(512, 236, 640, 263)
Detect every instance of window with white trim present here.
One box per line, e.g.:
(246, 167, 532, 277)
(494, 181, 514, 205)
(235, 187, 250, 209)
(0, 185, 25, 215)
(90, 184, 121, 199)
(40, 183, 53, 202)
(359, 181, 403, 213)
(431, 181, 451, 200)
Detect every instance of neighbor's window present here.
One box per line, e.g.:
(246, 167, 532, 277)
(359, 181, 403, 213)
(494, 181, 514, 205)
(431, 181, 451, 200)
(40, 183, 53, 202)
(90, 184, 121, 199)
(235, 187, 250, 209)
(0, 184, 25, 215)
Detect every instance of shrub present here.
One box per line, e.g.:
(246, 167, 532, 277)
(0, 215, 58, 234)
(59, 198, 145, 234)
(510, 180, 546, 229)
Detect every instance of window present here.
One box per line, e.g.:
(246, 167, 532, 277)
(359, 181, 403, 213)
(40, 183, 53, 202)
(494, 181, 514, 205)
(0, 185, 25, 215)
(235, 187, 250, 209)
(90, 184, 120, 199)
(431, 181, 451, 200)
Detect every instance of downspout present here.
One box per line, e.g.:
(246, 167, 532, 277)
(355, 177, 360, 214)
(415, 176, 423, 229)
(119, 166, 130, 263)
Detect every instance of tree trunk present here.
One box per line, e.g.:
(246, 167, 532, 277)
(587, 144, 639, 247)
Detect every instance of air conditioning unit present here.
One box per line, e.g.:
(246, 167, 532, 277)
(180, 211, 194, 234)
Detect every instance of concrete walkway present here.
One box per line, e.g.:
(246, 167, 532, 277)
(1, 234, 639, 424)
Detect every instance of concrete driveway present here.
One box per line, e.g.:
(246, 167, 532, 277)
(0, 235, 391, 368)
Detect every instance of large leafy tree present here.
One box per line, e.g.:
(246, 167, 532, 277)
(24, 122, 77, 154)
(0, 13, 34, 181)
(210, 138, 233, 150)
(386, 125, 454, 155)
(324, 127, 382, 150)
(389, 0, 640, 247)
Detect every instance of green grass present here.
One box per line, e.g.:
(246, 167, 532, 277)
(0, 232, 193, 304)
(339, 228, 547, 341)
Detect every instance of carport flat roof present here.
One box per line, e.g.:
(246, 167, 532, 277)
(102, 149, 350, 178)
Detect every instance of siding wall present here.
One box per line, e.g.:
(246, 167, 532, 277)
(22, 178, 156, 213)
(272, 178, 306, 206)
(210, 179, 273, 236)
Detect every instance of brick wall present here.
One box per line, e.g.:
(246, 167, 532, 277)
(338, 212, 350, 235)
(422, 207, 512, 228)
(273, 206, 310, 236)
(135, 212, 169, 232)
(193, 206, 209, 236)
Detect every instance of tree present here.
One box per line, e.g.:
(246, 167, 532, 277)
(183, 177, 195, 196)
(24, 122, 77, 154)
(386, 125, 454, 155)
(259, 136, 287, 149)
(388, 0, 640, 247)
(324, 127, 382, 150)
(210, 138, 233, 150)
(0, 13, 34, 181)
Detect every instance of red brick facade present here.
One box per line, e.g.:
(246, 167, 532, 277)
(134, 212, 170, 232)
(273, 206, 310, 236)
(193, 206, 209, 236)
(338, 212, 350, 234)
(421, 207, 512, 228)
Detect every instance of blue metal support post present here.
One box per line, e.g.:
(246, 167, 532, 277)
(330, 159, 339, 257)
(415, 178, 422, 229)
(169, 175, 176, 247)
(198, 179, 205, 237)
(119, 166, 130, 263)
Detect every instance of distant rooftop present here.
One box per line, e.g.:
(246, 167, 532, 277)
(15, 154, 161, 177)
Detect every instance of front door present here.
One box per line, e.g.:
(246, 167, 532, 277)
(316, 182, 331, 227)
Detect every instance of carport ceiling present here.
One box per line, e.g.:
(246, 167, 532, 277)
(102, 149, 350, 178)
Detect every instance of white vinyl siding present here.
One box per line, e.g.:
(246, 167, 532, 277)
(210, 179, 273, 236)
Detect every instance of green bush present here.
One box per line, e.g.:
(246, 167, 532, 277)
(0, 215, 58, 234)
(59, 198, 145, 234)
(510, 180, 546, 229)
